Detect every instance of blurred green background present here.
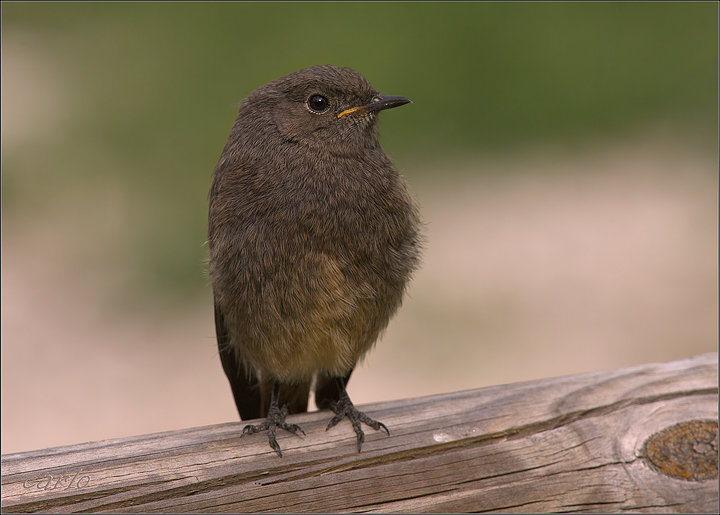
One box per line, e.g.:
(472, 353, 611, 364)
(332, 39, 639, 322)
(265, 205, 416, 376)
(3, 1, 717, 304)
(2, 2, 717, 453)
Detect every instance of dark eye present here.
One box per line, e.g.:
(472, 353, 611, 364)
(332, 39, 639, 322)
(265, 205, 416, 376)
(307, 94, 329, 113)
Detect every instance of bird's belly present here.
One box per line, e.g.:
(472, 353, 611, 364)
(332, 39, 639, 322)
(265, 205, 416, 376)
(228, 250, 385, 383)
(241, 326, 363, 383)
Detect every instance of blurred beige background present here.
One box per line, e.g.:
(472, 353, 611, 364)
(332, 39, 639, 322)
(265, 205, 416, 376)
(2, 2, 717, 454)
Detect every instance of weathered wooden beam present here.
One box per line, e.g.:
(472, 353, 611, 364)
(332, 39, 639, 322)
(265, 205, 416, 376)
(2, 353, 717, 513)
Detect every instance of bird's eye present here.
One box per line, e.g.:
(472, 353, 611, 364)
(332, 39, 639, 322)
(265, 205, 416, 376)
(307, 94, 329, 113)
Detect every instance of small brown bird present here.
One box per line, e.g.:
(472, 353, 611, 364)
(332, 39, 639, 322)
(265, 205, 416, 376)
(208, 65, 422, 456)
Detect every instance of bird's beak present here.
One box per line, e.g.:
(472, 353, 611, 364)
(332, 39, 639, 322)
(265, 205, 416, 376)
(337, 95, 412, 119)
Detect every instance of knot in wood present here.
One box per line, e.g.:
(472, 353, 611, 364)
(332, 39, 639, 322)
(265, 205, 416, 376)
(642, 419, 718, 481)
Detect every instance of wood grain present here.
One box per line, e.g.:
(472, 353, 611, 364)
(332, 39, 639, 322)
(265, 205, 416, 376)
(2, 353, 717, 513)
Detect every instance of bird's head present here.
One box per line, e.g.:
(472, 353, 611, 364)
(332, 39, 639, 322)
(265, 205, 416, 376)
(238, 65, 411, 156)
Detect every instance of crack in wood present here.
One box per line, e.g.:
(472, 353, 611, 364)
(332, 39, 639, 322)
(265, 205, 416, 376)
(4, 479, 169, 514)
(618, 503, 683, 511)
(475, 498, 549, 512)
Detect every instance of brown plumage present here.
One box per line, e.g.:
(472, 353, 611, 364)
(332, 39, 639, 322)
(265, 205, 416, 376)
(208, 65, 422, 456)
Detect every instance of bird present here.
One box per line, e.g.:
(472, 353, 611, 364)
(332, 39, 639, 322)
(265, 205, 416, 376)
(207, 65, 422, 456)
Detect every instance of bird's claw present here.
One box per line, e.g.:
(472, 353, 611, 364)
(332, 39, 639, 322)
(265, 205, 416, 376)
(327, 394, 389, 452)
(242, 403, 305, 457)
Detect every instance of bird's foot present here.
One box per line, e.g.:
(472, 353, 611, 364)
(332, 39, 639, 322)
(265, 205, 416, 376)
(326, 390, 389, 452)
(242, 403, 305, 457)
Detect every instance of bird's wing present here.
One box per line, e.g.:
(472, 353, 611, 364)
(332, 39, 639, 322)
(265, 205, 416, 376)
(214, 298, 262, 420)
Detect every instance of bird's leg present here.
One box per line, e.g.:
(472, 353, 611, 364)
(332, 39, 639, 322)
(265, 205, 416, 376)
(326, 377, 389, 452)
(242, 381, 305, 457)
